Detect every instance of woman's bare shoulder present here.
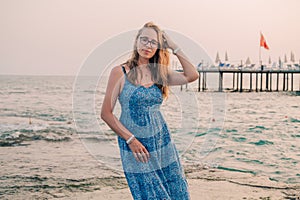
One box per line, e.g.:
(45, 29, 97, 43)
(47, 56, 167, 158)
(111, 64, 130, 74)
(110, 65, 125, 76)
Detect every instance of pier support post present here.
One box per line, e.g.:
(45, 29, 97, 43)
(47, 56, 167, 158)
(260, 72, 263, 92)
(249, 73, 253, 92)
(291, 73, 294, 91)
(286, 73, 289, 91)
(202, 72, 206, 91)
(232, 72, 235, 91)
(219, 72, 223, 92)
(266, 72, 269, 91)
(256, 72, 258, 92)
(198, 72, 201, 92)
(276, 73, 279, 91)
(239, 72, 243, 92)
(283, 73, 286, 91)
(236, 72, 239, 91)
(269, 73, 272, 91)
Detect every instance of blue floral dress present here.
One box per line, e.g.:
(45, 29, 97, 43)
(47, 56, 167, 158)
(118, 67, 190, 200)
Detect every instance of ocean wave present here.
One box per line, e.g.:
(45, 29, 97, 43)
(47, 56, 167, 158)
(290, 118, 300, 123)
(0, 174, 127, 199)
(249, 140, 274, 146)
(291, 134, 300, 138)
(236, 157, 264, 165)
(0, 113, 72, 123)
(217, 166, 257, 175)
(232, 137, 247, 142)
(247, 125, 269, 133)
(225, 129, 238, 133)
(0, 124, 74, 147)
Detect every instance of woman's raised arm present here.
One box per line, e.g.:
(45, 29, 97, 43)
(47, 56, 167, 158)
(162, 32, 199, 86)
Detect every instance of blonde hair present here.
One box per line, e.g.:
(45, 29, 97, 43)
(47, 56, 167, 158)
(124, 22, 170, 98)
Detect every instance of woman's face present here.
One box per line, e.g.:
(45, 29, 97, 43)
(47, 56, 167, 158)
(136, 28, 159, 60)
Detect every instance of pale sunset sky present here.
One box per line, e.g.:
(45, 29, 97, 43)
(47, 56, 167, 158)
(1, 0, 299, 75)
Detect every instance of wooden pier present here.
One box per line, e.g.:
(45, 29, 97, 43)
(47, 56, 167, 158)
(182, 69, 300, 92)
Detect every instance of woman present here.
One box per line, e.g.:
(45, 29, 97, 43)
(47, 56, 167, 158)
(101, 22, 198, 199)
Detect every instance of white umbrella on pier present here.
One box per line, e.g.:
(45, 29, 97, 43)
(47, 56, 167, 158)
(215, 52, 221, 63)
(284, 54, 288, 63)
(279, 57, 282, 68)
(245, 57, 251, 65)
(225, 51, 229, 62)
(291, 51, 295, 63)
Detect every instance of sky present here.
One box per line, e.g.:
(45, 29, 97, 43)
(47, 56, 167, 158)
(1, 0, 299, 75)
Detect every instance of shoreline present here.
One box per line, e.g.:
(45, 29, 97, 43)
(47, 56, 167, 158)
(0, 138, 299, 200)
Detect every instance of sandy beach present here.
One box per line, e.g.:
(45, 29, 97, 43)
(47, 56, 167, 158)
(1, 135, 299, 200)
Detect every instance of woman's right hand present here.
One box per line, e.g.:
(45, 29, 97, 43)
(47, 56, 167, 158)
(128, 139, 150, 163)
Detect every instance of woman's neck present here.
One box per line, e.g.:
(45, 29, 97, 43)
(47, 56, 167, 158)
(137, 57, 149, 67)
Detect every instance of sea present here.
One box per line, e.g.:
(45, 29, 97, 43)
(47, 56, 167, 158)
(0, 74, 299, 184)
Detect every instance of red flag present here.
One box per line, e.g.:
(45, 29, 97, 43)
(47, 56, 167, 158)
(260, 33, 269, 50)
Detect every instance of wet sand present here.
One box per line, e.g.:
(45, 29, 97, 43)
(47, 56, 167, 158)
(0, 136, 299, 200)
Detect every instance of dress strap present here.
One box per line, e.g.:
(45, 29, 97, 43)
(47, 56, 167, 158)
(121, 66, 127, 75)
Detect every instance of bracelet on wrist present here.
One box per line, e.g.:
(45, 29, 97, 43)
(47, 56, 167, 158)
(126, 135, 135, 145)
(173, 47, 181, 55)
